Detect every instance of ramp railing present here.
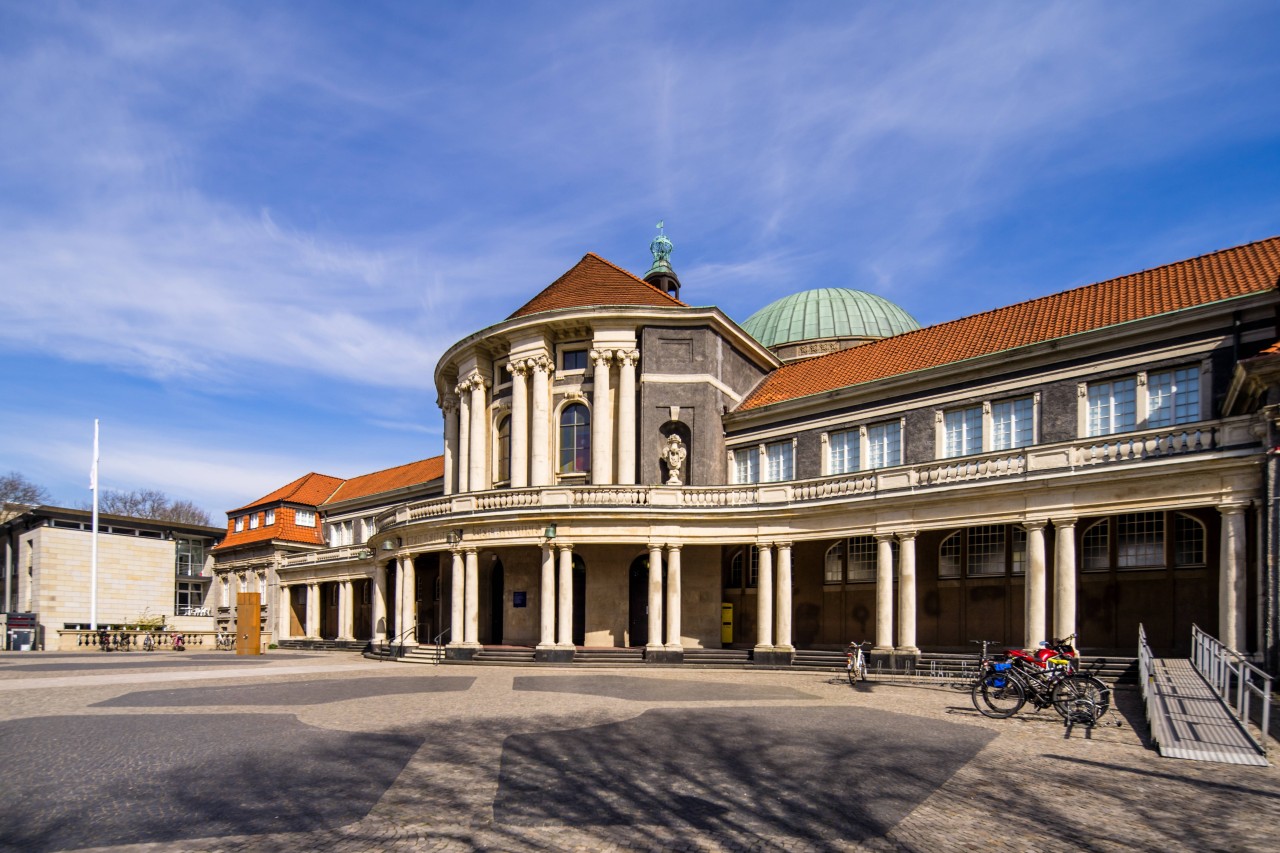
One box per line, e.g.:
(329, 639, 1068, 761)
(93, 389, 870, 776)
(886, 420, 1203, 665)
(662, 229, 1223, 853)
(1190, 624, 1272, 756)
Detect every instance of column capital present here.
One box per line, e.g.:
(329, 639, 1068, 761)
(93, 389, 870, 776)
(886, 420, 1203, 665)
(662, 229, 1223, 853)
(618, 349, 640, 368)
(531, 354, 553, 374)
(506, 359, 531, 378)
(463, 546, 479, 556)
(1218, 502, 1250, 516)
(874, 532, 896, 543)
(589, 348, 616, 367)
(775, 540, 793, 550)
(440, 394, 459, 414)
(895, 530, 918, 542)
(555, 542, 574, 555)
(1050, 516, 1078, 529)
(1022, 519, 1048, 532)
(665, 542, 683, 554)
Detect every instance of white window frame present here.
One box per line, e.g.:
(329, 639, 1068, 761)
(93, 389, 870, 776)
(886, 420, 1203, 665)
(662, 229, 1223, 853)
(732, 446, 760, 484)
(295, 508, 316, 528)
(942, 405, 983, 458)
(936, 394, 1039, 458)
(762, 439, 795, 483)
(825, 429, 860, 475)
(865, 420, 902, 470)
(234, 516, 245, 533)
(1081, 365, 1203, 438)
(264, 509, 275, 526)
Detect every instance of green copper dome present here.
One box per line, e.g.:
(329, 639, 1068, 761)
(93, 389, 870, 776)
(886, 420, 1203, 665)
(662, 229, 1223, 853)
(742, 288, 921, 349)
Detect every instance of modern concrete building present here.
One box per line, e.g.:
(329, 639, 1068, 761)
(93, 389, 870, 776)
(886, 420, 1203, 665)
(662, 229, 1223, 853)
(221, 231, 1280, 671)
(0, 505, 223, 649)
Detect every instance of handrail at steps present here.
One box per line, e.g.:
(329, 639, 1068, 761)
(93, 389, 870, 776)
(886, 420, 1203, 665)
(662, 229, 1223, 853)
(430, 629, 449, 665)
(1138, 624, 1156, 731)
(1190, 624, 1272, 755)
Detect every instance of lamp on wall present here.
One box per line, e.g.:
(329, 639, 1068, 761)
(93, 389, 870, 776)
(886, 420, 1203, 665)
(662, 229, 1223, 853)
(543, 522, 557, 540)
(380, 537, 401, 551)
(446, 529, 462, 546)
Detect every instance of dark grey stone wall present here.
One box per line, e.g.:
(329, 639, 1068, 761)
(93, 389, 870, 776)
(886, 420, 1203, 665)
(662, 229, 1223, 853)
(902, 409, 935, 466)
(1039, 380, 1079, 444)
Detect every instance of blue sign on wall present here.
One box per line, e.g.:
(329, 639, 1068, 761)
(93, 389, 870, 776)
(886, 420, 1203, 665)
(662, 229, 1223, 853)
(513, 591, 527, 608)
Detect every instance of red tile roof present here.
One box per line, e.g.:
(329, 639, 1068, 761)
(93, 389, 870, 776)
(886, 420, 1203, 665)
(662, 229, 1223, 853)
(739, 235, 1280, 411)
(508, 253, 686, 319)
(323, 456, 444, 505)
(212, 506, 326, 551)
(230, 472, 344, 513)
(214, 459, 444, 553)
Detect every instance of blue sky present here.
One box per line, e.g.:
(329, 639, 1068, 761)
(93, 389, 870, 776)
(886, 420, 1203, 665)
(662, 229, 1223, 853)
(2, 1, 1279, 519)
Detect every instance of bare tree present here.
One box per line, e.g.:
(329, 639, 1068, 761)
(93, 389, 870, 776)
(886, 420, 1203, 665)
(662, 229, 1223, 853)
(0, 472, 51, 506)
(92, 488, 212, 526)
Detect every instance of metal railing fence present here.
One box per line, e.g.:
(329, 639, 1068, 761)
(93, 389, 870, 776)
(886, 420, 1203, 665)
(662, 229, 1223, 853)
(1190, 624, 1272, 756)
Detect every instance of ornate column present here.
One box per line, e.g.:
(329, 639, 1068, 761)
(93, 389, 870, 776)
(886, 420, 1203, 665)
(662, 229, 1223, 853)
(340, 580, 354, 640)
(590, 349, 613, 484)
(449, 549, 464, 645)
(755, 544, 774, 650)
(277, 584, 290, 640)
(616, 350, 638, 485)
(530, 356, 552, 487)
(442, 395, 459, 495)
(1053, 518, 1077, 641)
(556, 544, 574, 648)
(456, 380, 471, 493)
(464, 547, 479, 645)
(775, 542, 794, 652)
(1024, 521, 1047, 648)
(665, 544, 682, 648)
(306, 583, 320, 638)
(647, 544, 664, 651)
(1220, 504, 1248, 650)
(335, 580, 346, 640)
(538, 543, 555, 648)
(373, 561, 387, 642)
(508, 360, 530, 488)
(875, 534, 895, 651)
(401, 556, 417, 647)
(468, 374, 489, 492)
(897, 532, 919, 652)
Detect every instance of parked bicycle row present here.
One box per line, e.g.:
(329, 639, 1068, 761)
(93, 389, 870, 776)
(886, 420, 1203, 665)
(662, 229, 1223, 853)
(844, 634, 1112, 726)
(82, 630, 192, 651)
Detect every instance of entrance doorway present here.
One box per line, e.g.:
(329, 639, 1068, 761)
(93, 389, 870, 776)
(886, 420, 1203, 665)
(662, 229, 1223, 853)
(572, 556, 586, 646)
(489, 558, 504, 644)
(628, 555, 649, 646)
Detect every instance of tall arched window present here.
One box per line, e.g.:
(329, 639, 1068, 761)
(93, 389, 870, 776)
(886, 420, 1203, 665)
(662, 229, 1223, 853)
(559, 403, 591, 475)
(496, 415, 511, 483)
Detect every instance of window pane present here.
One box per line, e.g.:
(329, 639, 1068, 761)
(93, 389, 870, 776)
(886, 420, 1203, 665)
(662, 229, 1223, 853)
(867, 422, 900, 469)
(1117, 512, 1163, 568)
(829, 430, 859, 474)
(939, 532, 961, 578)
(1174, 514, 1205, 566)
(730, 552, 744, 588)
(1010, 526, 1027, 575)
(735, 447, 760, 484)
(824, 541, 845, 583)
(944, 406, 982, 457)
(992, 397, 1034, 450)
(747, 546, 759, 588)
(562, 350, 587, 371)
(1148, 368, 1199, 428)
(1083, 520, 1109, 571)
(559, 404, 590, 474)
(967, 526, 1006, 575)
(1088, 379, 1137, 436)
(497, 416, 511, 482)
(848, 536, 877, 582)
(764, 441, 793, 482)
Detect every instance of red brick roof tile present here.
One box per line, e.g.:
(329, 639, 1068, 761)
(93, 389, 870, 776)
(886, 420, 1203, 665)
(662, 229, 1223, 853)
(508, 253, 685, 319)
(739, 236, 1280, 411)
(229, 472, 344, 513)
(322, 456, 444, 505)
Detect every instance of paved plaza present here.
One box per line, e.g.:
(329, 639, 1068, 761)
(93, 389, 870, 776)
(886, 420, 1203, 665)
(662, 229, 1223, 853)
(0, 651, 1275, 852)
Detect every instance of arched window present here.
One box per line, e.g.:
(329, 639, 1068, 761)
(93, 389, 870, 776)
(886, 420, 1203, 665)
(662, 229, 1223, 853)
(939, 532, 961, 578)
(1173, 513, 1206, 566)
(559, 403, 591, 475)
(1082, 520, 1109, 571)
(824, 541, 845, 583)
(496, 415, 511, 483)
(729, 546, 760, 589)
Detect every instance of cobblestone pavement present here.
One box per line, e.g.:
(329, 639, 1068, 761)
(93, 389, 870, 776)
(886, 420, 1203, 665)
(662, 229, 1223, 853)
(0, 650, 1275, 852)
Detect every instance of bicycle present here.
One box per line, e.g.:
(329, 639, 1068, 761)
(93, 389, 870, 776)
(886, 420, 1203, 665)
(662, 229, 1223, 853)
(970, 638, 1110, 723)
(846, 641, 870, 685)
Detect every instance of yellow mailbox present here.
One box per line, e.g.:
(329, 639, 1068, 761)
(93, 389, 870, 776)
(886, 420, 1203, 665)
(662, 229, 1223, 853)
(721, 602, 733, 644)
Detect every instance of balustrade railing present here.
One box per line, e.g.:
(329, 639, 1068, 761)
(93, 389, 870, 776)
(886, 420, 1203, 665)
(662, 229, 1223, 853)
(358, 417, 1248, 534)
(1190, 624, 1271, 756)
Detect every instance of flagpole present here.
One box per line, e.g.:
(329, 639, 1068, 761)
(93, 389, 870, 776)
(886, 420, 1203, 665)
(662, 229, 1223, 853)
(90, 419, 99, 631)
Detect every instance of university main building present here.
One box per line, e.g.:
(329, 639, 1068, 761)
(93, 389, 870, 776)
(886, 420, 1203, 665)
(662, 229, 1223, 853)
(212, 232, 1280, 671)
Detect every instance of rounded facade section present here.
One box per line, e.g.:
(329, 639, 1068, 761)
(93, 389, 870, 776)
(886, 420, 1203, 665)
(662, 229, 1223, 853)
(742, 287, 921, 361)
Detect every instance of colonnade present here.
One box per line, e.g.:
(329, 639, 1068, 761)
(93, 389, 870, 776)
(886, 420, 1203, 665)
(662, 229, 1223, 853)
(442, 347, 641, 494)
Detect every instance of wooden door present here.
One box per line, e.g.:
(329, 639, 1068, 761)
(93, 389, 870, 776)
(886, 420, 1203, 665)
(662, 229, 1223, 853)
(236, 592, 261, 655)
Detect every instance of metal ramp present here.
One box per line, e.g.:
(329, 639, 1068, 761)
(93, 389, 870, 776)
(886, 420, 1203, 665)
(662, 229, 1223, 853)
(1140, 626, 1270, 767)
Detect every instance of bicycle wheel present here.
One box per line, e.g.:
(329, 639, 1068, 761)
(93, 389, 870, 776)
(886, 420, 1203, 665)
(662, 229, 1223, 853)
(847, 664, 857, 687)
(971, 671, 1025, 718)
(1051, 674, 1110, 723)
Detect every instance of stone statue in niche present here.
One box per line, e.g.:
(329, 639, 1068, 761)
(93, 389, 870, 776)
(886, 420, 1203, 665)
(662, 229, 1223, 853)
(661, 434, 687, 485)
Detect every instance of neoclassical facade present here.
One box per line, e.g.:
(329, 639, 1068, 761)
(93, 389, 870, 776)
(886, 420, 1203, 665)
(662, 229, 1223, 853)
(238, 232, 1280, 670)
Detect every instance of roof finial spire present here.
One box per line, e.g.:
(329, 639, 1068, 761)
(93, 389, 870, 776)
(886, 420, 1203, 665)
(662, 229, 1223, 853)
(644, 220, 680, 299)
